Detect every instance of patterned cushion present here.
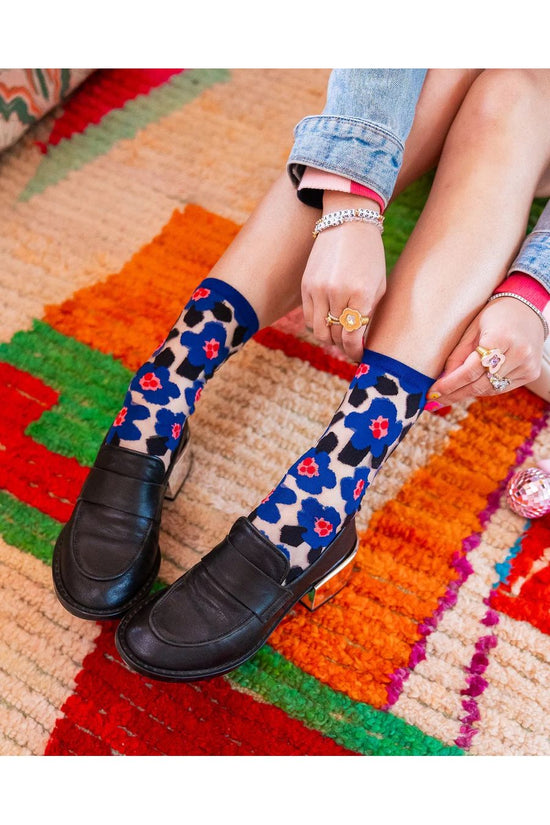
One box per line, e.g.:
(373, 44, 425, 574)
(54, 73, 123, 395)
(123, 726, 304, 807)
(0, 69, 93, 152)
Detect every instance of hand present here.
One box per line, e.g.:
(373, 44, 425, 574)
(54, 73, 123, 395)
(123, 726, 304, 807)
(302, 194, 386, 362)
(429, 296, 545, 405)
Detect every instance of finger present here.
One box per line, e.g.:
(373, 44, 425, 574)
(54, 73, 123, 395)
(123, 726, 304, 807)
(329, 319, 344, 350)
(302, 287, 314, 333)
(341, 327, 367, 362)
(311, 291, 333, 347)
(433, 350, 488, 399)
(441, 362, 518, 404)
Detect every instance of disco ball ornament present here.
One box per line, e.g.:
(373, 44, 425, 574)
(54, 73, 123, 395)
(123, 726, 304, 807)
(506, 467, 550, 518)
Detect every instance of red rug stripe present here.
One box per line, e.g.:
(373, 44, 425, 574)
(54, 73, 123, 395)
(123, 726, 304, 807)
(255, 327, 356, 382)
(46, 626, 355, 756)
(0, 362, 87, 521)
(44, 69, 184, 148)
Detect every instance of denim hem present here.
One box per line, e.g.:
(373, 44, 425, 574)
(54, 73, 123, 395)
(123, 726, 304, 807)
(508, 229, 550, 292)
(288, 114, 406, 208)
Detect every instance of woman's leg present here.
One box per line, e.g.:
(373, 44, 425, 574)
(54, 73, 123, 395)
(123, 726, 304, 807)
(368, 69, 550, 374)
(250, 69, 550, 575)
(114, 70, 550, 680)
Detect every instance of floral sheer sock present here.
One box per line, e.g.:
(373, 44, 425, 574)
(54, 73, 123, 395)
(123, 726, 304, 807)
(249, 349, 433, 580)
(106, 278, 259, 470)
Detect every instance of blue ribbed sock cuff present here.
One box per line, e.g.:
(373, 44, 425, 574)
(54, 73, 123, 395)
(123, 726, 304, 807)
(201, 277, 259, 337)
(361, 348, 434, 394)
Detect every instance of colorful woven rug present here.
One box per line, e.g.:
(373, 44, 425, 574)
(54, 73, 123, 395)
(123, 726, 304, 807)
(1, 69, 549, 756)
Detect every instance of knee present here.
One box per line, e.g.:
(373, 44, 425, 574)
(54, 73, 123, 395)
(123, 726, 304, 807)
(464, 69, 545, 135)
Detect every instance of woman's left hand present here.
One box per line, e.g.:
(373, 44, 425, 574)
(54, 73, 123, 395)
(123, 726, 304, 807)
(429, 296, 545, 404)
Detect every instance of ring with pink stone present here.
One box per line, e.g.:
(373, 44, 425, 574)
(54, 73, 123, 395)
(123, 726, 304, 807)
(476, 345, 506, 374)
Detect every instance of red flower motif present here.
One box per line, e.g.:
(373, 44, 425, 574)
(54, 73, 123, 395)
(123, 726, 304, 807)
(191, 287, 211, 301)
(172, 423, 182, 440)
(113, 407, 127, 427)
(369, 414, 389, 439)
(195, 386, 202, 404)
(203, 338, 220, 360)
(355, 363, 370, 379)
(314, 518, 334, 538)
(297, 456, 319, 478)
(139, 372, 162, 391)
(353, 478, 365, 500)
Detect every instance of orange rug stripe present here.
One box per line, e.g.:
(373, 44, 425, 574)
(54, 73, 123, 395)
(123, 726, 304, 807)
(44, 206, 240, 370)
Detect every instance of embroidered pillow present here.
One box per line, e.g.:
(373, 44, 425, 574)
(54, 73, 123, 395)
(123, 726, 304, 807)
(0, 69, 93, 152)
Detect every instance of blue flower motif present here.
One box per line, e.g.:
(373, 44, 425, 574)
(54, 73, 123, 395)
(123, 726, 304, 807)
(255, 483, 297, 524)
(129, 364, 181, 405)
(296, 497, 341, 549)
(184, 380, 204, 414)
(344, 398, 403, 458)
(287, 449, 336, 494)
(341, 468, 371, 515)
(155, 409, 185, 452)
(180, 321, 230, 377)
(106, 392, 150, 442)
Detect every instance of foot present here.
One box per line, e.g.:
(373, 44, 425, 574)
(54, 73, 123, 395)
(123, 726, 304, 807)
(115, 515, 357, 681)
(52, 423, 191, 620)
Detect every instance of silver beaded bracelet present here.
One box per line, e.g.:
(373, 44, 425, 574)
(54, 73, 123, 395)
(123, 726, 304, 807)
(313, 208, 384, 238)
(487, 292, 549, 340)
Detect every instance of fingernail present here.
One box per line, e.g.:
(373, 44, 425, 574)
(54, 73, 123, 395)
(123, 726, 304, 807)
(427, 391, 441, 400)
(424, 400, 444, 412)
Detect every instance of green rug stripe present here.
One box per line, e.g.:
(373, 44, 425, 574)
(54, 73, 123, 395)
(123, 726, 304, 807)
(230, 646, 463, 756)
(0, 491, 61, 564)
(19, 69, 230, 201)
(0, 320, 130, 466)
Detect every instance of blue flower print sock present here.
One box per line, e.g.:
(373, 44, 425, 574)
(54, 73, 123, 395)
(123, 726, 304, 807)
(249, 349, 434, 581)
(106, 277, 259, 469)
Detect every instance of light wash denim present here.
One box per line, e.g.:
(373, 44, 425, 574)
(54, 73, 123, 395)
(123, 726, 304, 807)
(288, 68, 550, 291)
(509, 201, 550, 292)
(287, 69, 427, 208)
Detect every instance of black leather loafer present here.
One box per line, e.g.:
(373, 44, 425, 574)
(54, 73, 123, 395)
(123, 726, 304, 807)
(115, 515, 357, 682)
(52, 423, 191, 620)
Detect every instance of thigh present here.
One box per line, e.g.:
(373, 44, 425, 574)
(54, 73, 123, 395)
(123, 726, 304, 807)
(392, 68, 483, 199)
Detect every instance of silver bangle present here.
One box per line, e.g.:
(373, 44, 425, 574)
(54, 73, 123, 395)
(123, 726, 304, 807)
(487, 292, 549, 340)
(313, 208, 384, 238)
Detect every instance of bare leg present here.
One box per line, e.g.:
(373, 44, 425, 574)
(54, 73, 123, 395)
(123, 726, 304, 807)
(367, 69, 550, 377)
(208, 70, 482, 328)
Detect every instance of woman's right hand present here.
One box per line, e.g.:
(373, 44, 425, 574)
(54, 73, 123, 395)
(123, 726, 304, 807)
(302, 194, 387, 363)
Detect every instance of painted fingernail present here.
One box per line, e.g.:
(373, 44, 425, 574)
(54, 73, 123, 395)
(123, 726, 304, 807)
(427, 392, 441, 400)
(424, 400, 444, 412)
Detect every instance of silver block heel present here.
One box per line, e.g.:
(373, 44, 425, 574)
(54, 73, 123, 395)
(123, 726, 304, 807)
(165, 434, 193, 500)
(299, 540, 358, 611)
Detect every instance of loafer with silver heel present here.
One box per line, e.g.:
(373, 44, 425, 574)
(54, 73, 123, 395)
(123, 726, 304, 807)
(52, 421, 192, 620)
(115, 515, 357, 682)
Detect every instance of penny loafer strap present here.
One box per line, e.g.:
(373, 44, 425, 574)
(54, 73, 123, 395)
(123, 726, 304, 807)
(202, 542, 289, 622)
(79, 467, 164, 520)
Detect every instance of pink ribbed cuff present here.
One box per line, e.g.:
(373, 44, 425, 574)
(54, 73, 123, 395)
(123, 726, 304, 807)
(493, 273, 550, 312)
(298, 168, 385, 213)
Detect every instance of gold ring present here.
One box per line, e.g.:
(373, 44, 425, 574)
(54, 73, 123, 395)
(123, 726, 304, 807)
(476, 345, 506, 375)
(325, 307, 370, 332)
